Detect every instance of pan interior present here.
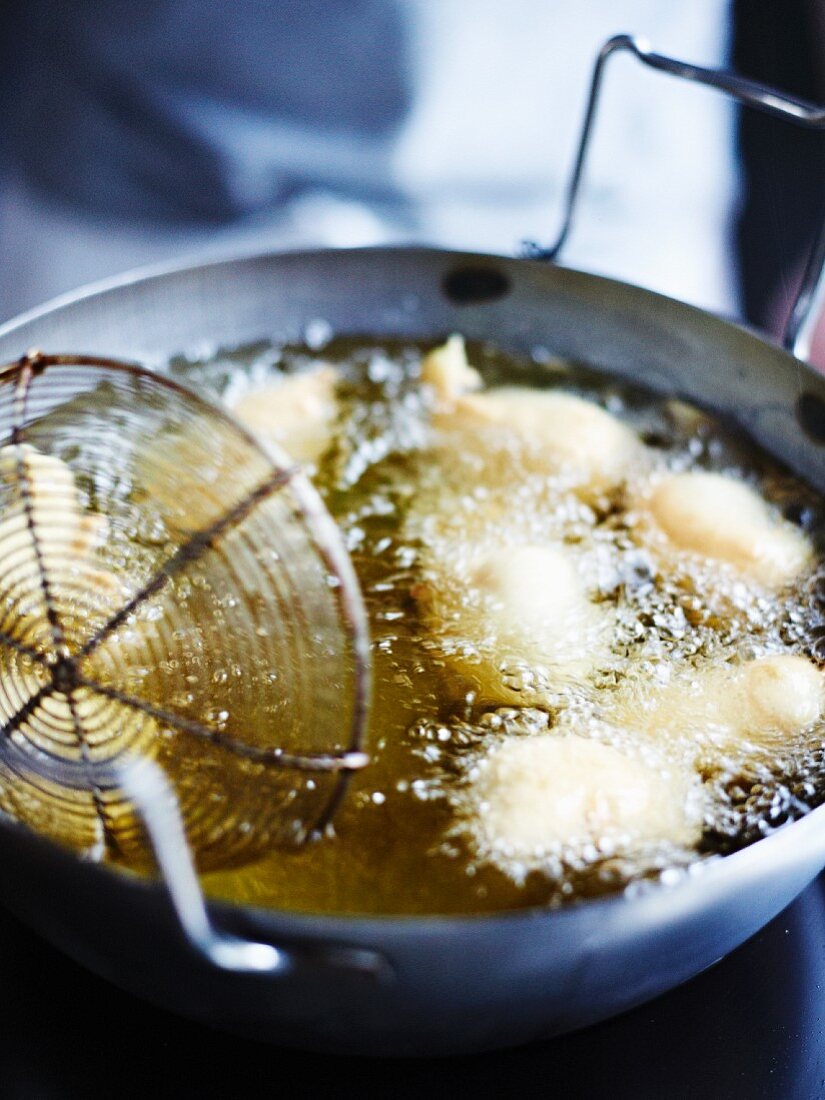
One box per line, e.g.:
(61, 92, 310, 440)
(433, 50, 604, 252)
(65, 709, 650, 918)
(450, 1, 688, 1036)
(156, 334, 825, 917)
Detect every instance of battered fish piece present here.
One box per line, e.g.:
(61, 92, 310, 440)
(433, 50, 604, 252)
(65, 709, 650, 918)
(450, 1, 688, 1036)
(136, 363, 339, 538)
(420, 334, 482, 408)
(421, 336, 644, 493)
(612, 654, 824, 767)
(0, 444, 118, 650)
(641, 471, 812, 587)
(0, 444, 106, 559)
(469, 734, 701, 861)
(442, 390, 643, 492)
(230, 364, 339, 466)
(414, 543, 609, 705)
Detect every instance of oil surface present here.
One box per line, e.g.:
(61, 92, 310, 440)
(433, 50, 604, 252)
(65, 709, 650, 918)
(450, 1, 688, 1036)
(163, 337, 825, 916)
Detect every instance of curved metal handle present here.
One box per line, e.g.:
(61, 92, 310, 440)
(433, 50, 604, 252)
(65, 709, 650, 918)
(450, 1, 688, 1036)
(118, 758, 391, 982)
(524, 33, 825, 361)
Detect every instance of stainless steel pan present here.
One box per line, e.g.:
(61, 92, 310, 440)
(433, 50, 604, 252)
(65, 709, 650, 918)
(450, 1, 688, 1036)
(0, 38, 822, 1056)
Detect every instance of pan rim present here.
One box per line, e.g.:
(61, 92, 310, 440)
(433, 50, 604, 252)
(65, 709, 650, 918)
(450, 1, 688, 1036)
(0, 242, 807, 370)
(0, 794, 822, 931)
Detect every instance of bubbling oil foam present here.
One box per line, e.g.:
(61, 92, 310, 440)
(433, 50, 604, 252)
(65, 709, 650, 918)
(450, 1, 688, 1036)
(170, 337, 825, 915)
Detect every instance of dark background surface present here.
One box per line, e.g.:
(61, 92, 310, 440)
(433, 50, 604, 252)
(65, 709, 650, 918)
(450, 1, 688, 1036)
(0, 874, 822, 1100)
(733, 0, 825, 333)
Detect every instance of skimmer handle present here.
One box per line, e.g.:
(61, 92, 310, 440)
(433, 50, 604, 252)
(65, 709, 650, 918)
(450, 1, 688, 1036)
(118, 758, 392, 982)
(525, 33, 825, 361)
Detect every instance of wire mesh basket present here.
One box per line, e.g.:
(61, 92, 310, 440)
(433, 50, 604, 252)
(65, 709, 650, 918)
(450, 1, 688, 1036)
(0, 351, 370, 881)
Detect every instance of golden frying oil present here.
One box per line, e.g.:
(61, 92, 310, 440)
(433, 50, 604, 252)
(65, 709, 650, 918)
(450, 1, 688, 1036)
(160, 338, 825, 916)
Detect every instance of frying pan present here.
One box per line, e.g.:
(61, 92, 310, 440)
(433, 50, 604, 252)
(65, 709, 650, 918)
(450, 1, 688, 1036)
(0, 37, 823, 1056)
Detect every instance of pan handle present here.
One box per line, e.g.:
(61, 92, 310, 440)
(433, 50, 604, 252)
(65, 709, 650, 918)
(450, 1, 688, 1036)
(118, 758, 392, 982)
(524, 33, 825, 361)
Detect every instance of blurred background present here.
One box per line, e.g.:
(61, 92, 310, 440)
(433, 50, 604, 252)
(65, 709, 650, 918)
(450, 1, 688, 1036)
(0, 0, 821, 349)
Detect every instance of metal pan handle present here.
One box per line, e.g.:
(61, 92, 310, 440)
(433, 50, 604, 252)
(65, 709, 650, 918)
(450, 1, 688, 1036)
(118, 758, 392, 982)
(525, 33, 825, 361)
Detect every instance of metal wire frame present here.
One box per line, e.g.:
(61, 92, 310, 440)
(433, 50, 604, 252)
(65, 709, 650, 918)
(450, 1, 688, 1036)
(524, 33, 825, 362)
(0, 350, 370, 834)
(0, 350, 381, 978)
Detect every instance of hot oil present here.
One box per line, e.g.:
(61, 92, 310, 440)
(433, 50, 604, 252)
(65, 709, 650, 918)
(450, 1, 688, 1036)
(166, 338, 825, 915)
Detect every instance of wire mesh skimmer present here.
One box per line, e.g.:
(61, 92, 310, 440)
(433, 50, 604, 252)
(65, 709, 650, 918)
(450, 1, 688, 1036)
(0, 351, 371, 885)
